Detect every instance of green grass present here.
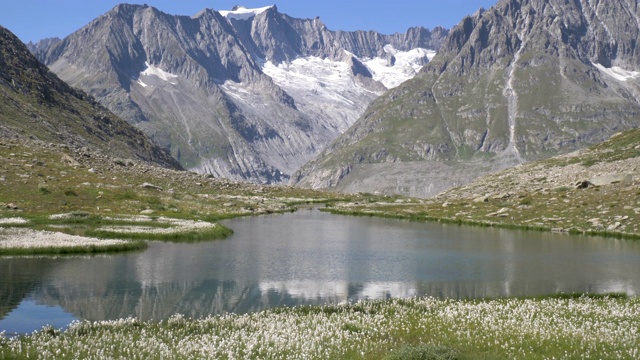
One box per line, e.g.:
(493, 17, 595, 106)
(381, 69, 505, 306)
(322, 207, 568, 236)
(0, 241, 147, 256)
(383, 343, 459, 360)
(86, 224, 233, 243)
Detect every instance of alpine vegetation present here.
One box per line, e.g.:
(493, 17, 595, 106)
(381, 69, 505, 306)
(0, 217, 29, 225)
(1, 295, 638, 359)
(90, 216, 233, 242)
(0, 228, 143, 255)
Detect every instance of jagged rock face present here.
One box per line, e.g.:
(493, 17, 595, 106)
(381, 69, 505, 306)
(26, 37, 60, 60)
(35, 4, 445, 184)
(295, 0, 640, 197)
(0, 26, 180, 169)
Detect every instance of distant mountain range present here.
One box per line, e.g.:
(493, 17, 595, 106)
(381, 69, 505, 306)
(294, 0, 640, 197)
(0, 25, 180, 169)
(29, 4, 447, 184)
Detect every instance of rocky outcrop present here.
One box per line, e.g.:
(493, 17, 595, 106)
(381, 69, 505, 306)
(295, 0, 640, 197)
(25, 37, 60, 60)
(227, 5, 448, 65)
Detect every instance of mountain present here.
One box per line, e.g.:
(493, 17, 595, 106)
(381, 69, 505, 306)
(33, 4, 447, 183)
(26, 37, 61, 59)
(0, 26, 181, 169)
(295, 0, 640, 197)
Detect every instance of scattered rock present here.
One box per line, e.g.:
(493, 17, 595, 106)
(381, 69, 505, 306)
(575, 180, 592, 189)
(487, 208, 510, 217)
(140, 209, 155, 215)
(140, 182, 163, 191)
(61, 154, 80, 167)
(607, 222, 621, 231)
(88, 168, 96, 173)
(473, 196, 489, 203)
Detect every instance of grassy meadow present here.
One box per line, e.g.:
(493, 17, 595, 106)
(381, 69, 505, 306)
(1, 295, 638, 359)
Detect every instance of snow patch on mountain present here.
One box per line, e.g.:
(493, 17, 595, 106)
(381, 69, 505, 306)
(219, 5, 274, 21)
(364, 46, 435, 88)
(262, 56, 382, 133)
(593, 63, 640, 82)
(141, 62, 178, 84)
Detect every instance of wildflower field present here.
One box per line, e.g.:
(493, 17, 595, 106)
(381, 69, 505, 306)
(1, 295, 637, 359)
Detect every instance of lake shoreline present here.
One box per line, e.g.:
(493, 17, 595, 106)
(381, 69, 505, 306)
(323, 206, 640, 241)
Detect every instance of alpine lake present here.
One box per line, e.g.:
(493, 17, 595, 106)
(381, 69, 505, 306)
(2, 207, 640, 335)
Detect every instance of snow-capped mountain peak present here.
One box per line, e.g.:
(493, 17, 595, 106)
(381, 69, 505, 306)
(35, 3, 448, 184)
(219, 5, 274, 20)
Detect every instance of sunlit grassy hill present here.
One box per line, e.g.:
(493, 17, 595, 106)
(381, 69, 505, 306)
(0, 137, 347, 219)
(0, 26, 180, 169)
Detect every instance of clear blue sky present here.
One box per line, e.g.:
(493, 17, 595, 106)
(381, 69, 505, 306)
(1, 1, 498, 44)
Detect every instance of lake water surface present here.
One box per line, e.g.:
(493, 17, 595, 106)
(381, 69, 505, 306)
(2, 208, 640, 334)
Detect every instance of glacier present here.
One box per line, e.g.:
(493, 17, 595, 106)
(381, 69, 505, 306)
(592, 63, 640, 82)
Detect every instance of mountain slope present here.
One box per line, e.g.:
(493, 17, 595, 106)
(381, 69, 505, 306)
(295, 0, 640, 197)
(35, 4, 446, 183)
(0, 25, 180, 169)
(327, 127, 640, 238)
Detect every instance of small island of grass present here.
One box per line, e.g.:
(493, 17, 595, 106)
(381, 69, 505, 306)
(0, 214, 234, 255)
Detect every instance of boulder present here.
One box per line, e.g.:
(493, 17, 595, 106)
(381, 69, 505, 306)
(575, 180, 592, 189)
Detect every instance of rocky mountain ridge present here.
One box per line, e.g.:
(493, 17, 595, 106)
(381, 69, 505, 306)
(295, 0, 640, 197)
(0, 25, 180, 169)
(32, 4, 447, 184)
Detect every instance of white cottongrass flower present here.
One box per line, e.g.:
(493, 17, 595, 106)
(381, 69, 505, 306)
(97, 216, 216, 235)
(48, 213, 76, 220)
(0, 217, 29, 225)
(1, 296, 638, 359)
(0, 228, 129, 249)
